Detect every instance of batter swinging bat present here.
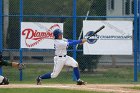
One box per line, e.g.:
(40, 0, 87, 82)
(87, 25, 105, 39)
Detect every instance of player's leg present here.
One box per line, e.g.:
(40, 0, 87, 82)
(65, 56, 80, 80)
(65, 56, 86, 85)
(36, 56, 65, 85)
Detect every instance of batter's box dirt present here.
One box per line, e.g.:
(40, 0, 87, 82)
(0, 84, 140, 93)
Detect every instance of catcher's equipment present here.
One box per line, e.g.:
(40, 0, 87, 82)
(18, 63, 26, 70)
(12, 62, 25, 70)
(0, 76, 9, 85)
(36, 76, 42, 85)
(0, 52, 25, 69)
(53, 29, 62, 39)
(77, 79, 86, 85)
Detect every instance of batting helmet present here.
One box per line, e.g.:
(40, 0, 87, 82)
(53, 29, 62, 39)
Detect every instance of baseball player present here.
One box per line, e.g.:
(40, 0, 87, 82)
(36, 29, 87, 85)
(0, 51, 25, 85)
(0, 52, 25, 69)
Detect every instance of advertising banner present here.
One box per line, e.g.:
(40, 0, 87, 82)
(83, 20, 133, 55)
(21, 22, 63, 49)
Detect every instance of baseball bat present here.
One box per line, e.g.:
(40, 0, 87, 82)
(87, 25, 105, 39)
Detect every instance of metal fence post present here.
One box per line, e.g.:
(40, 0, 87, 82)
(19, 0, 23, 81)
(0, 0, 2, 75)
(72, 0, 77, 81)
(73, 0, 77, 60)
(134, 0, 138, 82)
(138, 0, 140, 72)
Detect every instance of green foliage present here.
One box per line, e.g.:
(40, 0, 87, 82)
(23, 0, 72, 15)
(7, 0, 106, 48)
(89, 0, 106, 16)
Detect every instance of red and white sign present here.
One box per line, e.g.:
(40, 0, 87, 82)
(21, 22, 63, 49)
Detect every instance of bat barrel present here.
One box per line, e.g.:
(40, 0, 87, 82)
(97, 25, 105, 31)
(87, 25, 105, 39)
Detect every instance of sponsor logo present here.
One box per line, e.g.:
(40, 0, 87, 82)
(22, 24, 60, 47)
(85, 31, 132, 44)
(85, 31, 98, 44)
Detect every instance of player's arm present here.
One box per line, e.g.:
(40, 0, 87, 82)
(0, 60, 25, 70)
(0, 52, 25, 70)
(68, 39, 87, 46)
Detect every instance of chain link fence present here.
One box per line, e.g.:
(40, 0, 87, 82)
(1, 0, 138, 84)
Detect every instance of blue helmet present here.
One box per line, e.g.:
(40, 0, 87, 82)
(53, 29, 62, 39)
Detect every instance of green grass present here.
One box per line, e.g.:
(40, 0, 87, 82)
(130, 86, 140, 90)
(0, 88, 107, 93)
(2, 64, 139, 84)
(1, 64, 139, 93)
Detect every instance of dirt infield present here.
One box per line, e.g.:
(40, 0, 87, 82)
(0, 84, 140, 93)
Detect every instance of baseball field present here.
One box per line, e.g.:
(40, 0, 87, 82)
(0, 0, 140, 93)
(0, 64, 140, 93)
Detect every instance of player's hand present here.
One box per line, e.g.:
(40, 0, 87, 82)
(81, 38, 87, 43)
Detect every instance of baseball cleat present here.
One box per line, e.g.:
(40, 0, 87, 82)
(77, 79, 87, 85)
(36, 76, 42, 85)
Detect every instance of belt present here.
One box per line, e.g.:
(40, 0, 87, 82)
(56, 55, 66, 57)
